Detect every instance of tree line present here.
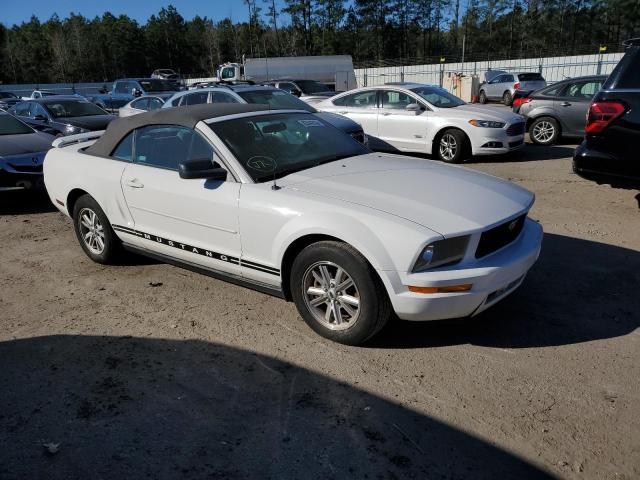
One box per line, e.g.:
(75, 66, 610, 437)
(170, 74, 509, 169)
(0, 0, 638, 84)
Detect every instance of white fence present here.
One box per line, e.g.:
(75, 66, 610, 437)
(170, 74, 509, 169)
(354, 52, 624, 87)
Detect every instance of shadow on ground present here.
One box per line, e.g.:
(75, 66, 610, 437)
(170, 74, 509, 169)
(370, 233, 640, 349)
(0, 335, 554, 480)
(0, 189, 56, 215)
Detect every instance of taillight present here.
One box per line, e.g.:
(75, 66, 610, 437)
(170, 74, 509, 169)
(514, 82, 521, 90)
(585, 101, 626, 134)
(513, 97, 531, 108)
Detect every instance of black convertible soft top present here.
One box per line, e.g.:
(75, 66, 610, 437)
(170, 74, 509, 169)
(85, 103, 271, 157)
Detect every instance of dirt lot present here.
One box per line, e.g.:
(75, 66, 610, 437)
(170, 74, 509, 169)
(1, 137, 639, 479)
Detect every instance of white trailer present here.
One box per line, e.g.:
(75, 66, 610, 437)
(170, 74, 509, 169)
(217, 55, 357, 92)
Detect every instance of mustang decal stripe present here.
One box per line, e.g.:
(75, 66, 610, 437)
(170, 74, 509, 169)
(112, 225, 280, 276)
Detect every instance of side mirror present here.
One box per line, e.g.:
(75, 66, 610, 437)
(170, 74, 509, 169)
(179, 158, 227, 180)
(132, 88, 142, 97)
(34, 114, 48, 122)
(405, 103, 422, 113)
(289, 89, 301, 97)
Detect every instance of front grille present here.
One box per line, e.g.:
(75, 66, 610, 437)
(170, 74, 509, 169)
(350, 131, 365, 144)
(506, 122, 525, 136)
(8, 163, 43, 173)
(475, 214, 526, 259)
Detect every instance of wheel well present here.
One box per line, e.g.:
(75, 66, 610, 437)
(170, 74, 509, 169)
(66, 188, 89, 216)
(432, 127, 470, 156)
(503, 90, 512, 97)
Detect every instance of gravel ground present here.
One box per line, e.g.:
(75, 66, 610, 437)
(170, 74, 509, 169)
(1, 136, 639, 479)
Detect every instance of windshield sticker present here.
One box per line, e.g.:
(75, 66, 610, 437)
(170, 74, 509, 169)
(297, 119, 324, 128)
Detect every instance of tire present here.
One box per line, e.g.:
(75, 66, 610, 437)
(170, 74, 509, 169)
(72, 194, 122, 264)
(479, 90, 487, 104)
(502, 90, 513, 106)
(529, 116, 560, 145)
(436, 129, 468, 164)
(290, 241, 391, 345)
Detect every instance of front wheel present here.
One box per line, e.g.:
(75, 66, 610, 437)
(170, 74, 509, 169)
(437, 129, 468, 163)
(72, 194, 122, 264)
(478, 90, 487, 104)
(290, 241, 391, 345)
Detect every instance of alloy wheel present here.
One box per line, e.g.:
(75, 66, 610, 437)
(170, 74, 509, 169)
(532, 121, 555, 143)
(439, 133, 458, 161)
(302, 261, 361, 331)
(78, 207, 105, 255)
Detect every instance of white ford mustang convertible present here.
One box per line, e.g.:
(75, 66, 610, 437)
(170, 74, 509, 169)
(44, 104, 543, 345)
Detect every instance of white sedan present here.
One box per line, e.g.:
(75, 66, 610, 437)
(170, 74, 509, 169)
(316, 83, 526, 163)
(118, 96, 165, 117)
(44, 104, 542, 345)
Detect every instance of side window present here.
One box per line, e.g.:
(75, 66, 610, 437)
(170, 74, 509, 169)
(133, 125, 216, 171)
(31, 103, 48, 118)
(566, 81, 602, 99)
(182, 92, 209, 106)
(506, 75, 515, 83)
(171, 96, 182, 107)
(278, 82, 299, 94)
(211, 92, 240, 104)
(221, 67, 235, 80)
(114, 82, 127, 94)
(148, 98, 164, 110)
(339, 90, 378, 108)
(14, 103, 31, 116)
(131, 98, 148, 110)
(111, 132, 134, 161)
(381, 90, 413, 109)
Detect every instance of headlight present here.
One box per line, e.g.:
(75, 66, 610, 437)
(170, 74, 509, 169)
(412, 235, 470, 272)
(64, 124, 86, 134)
(468, 119, 506, 128)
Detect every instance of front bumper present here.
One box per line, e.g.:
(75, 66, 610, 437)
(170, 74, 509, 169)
(471, 128, 525, 156)
(382, 218, 543, 321)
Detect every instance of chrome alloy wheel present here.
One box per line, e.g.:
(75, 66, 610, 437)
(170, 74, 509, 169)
(532, 121, 555, 143)
(78, 207, 105, 255)
(302, 261, 361, 331)
(439, 133, 457, 161)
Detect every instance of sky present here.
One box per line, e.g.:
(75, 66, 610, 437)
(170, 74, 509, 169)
(0, 0, 287, 27)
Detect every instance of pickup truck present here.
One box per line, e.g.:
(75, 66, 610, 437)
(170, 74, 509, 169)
(86, 78, 181, 113)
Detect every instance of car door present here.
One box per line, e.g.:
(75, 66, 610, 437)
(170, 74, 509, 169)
(330, 90, 380, 137)
(119, 124, 242, 276)
(555, 79, 604, 135)
(486, 74, 506, 99)
(376, 90, 428, 152)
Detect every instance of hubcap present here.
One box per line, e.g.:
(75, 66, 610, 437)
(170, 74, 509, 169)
(532, 121, 555, 143)
(302, 261, 360, 331)
(439, 133, 458, 161)
(78, 208, 105, 255)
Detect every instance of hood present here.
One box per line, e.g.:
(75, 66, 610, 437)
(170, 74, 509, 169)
(0, 131, 54, 156)
(484, 70, 507, 82)
(62, 115, 117, 131)
(312, 111, 362, 134)
(438, 105, 524, 124)
(279, 153, 533, 235)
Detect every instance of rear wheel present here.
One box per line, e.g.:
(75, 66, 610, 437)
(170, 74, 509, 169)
(290, 241, 390, 345)
(529, 117, 560, 145)
(479, 90, 487, 104)
(502, 91, 513, 106)
(437, 129, 468, 163)
(72, 194, 122, 264)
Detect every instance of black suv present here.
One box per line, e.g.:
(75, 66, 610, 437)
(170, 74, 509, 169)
(573, 38, 640, 186)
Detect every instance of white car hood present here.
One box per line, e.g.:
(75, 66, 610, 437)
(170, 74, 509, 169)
(436, 105, 523, 124)
(280, 153, 533, 236)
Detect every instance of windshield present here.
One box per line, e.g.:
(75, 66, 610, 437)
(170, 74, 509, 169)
(45, 100, 107, 118)
(295, 80, 332, 94)
(139, 80, 176, 92)
(410, 86, 466, 108)
(209, 112, 368, 182)
(0, 92, 17, 99)
(517, 73, 545, 81)
(0, 112, 35, 135)
(237, 90, 315, 112)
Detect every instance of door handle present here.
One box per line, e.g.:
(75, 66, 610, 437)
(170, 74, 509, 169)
(561, 102, 572, 107)
(125, 179, 144, 188)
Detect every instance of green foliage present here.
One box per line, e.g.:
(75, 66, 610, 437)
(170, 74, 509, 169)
(0, 1, 637, 83)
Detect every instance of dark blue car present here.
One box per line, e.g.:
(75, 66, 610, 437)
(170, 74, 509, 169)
(0, 111, 54, 191)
